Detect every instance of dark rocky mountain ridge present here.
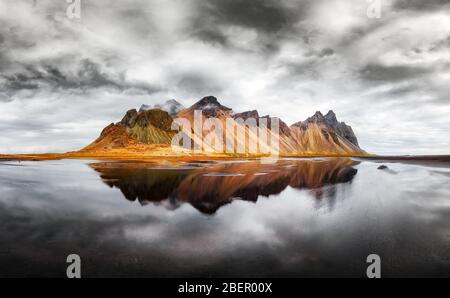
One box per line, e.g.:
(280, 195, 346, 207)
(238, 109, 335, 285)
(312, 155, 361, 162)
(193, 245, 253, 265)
(83, 96, 365, 155)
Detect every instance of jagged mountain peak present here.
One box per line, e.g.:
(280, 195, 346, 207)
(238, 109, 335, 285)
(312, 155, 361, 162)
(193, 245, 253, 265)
(198, 96, 219, 105)
(294, 110, 338, 126)
(322, 111, 359, 147)
(315, 111, 324, 117)
(139, 99, 184, 116)
(166, 99, 181, 105)
(325, 110, 336, 117)
(303, 111, 325, 124)
(289, 110, 360, 149)
(233, 110, 260, 120)
(177, 96, 234, 119)
(191, 96, 232, 111)
(325, 110, 340, 128)
(325, 110, 337, 121)
(120, 109, 138, 127)
(139, 104, 151, 113)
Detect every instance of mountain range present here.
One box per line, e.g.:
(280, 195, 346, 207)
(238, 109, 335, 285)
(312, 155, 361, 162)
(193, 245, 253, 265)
(82, 96, 365, 155)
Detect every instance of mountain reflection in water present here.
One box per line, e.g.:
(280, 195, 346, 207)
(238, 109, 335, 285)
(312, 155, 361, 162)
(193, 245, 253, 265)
(90, 158, 359, 214)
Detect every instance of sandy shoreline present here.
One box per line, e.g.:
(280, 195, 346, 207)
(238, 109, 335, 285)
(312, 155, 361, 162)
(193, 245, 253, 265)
(1, 152, 449, 166)
(0, 151, 370, 162)
(356, 155, 450, 168)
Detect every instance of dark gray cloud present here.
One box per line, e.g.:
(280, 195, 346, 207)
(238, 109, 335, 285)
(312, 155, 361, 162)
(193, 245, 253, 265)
(394, 0, 450, 11)
(198, 0, 295, 34)
(317, 48, 335, 58)
(429, 36, 450, 52)
(189, 0, 312, 54)
(2, 60, 117, 90)
(358, 64, 431, 82)
(193, 28, 229, 47)
(173, 72, 224, 95)
(0, 58, 162, 101)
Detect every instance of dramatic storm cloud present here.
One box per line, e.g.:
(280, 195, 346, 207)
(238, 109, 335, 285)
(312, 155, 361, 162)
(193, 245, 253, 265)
(0, 0, 449, 154)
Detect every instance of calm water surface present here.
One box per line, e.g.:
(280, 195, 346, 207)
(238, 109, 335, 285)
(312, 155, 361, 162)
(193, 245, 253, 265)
(0, 157, 449, 277)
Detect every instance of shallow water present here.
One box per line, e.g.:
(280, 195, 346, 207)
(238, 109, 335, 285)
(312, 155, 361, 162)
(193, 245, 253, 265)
(0, 158, 449, 277)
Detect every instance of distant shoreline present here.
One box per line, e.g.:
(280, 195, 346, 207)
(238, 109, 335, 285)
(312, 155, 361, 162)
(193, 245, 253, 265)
(355, 155, 450, 167)
(1, 151, 449, 164)
(357, 155, 450, 162)
(0, 151, 370, 162)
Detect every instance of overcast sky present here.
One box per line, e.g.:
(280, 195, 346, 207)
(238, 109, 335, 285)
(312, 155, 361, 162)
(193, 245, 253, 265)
(0, 0, 449, 154)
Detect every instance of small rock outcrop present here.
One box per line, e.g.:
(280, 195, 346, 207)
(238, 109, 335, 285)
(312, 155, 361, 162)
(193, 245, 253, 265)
(120, 109, 138, 127)
(233, 110, 260, 120)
